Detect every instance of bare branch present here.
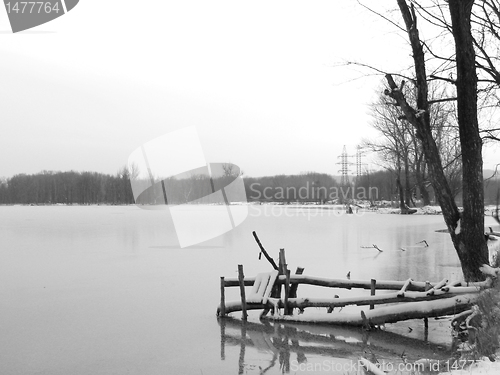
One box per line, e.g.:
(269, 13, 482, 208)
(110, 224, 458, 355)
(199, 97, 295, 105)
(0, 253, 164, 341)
(428, 97, 457, 104)
(429, 74, 456, 84)
(357, 0, 406, 33)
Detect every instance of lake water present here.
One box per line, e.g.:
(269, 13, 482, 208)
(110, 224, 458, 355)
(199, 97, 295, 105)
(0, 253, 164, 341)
(0, 205, 475, 374)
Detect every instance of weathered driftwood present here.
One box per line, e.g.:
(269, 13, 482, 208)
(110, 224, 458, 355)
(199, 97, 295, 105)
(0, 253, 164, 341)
(218, 261, 497, 323)
(218, 287, 481, 315)
(261, 294, 478, 326)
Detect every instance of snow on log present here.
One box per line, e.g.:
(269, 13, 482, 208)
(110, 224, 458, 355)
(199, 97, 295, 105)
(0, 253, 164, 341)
(223, 275, 492, 291)
(287, 287, 480, 309)
(224, 275, 439, 291)
(455, 279, 491, 288)
(246, 271, 279, 304)
(261, 294, 478, 326)
(426, 278, 448, 295)
(397, 278, 413, 297)
(219, 286, 482, 314)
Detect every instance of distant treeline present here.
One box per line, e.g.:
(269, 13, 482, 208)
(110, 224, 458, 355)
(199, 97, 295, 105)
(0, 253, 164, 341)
(1, 169, 500, 205)
(0, 169, 134, 205)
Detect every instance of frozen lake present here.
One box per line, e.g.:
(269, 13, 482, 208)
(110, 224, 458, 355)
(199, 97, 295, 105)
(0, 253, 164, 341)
(0, 205, 469, 374)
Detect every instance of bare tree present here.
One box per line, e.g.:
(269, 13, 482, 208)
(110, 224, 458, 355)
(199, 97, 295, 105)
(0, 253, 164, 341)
(366, 82, 461, 209)
(365, 92, 414, 211)
(382, 0, 489, 281)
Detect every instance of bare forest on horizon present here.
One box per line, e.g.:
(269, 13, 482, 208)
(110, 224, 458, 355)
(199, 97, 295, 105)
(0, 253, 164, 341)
(1, 168, 500, 206)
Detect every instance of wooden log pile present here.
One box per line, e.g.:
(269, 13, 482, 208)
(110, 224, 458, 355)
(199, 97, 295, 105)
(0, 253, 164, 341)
(217, 233, 498, 328)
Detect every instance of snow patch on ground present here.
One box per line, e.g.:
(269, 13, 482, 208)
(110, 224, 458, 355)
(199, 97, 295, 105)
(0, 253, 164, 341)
(377, 205, 443, 215)
(419, 205, 443, 215)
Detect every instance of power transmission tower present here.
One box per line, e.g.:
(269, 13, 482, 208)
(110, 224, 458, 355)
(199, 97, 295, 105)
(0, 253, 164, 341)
(337, 145, 367, 185)
(337, 145, 350, 185)
(355, 145, 367, 177)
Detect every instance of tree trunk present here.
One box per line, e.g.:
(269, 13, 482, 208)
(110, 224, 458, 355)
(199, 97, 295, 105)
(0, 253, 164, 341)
(448, 0, 489, 281)
(415, 152, 431, 205)
(386, 0, 489, 281)
(404, 151, 412, 207)
(396, 174, 406, 211)
(396, 159, 406, 211)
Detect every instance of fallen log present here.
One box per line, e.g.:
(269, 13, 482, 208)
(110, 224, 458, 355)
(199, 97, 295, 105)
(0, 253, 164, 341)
(222, 275, 490, 290)
(361, 294, 477, 327)
(218, 287, 481, 315)
(224, 275, 437, 291)
(261, 294, 478, 326)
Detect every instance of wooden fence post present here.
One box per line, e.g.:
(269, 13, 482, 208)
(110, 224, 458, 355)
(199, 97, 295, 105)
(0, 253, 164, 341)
(370, 279, 376, 310)
(220, 276, 226, 316)
(284, 268, 291, 315)
(220, 319, 226, 360)
(424, 281, 431, 338)
(289, 267, 305, 298)
(238, 265, 247, 320)
(279, 249, 292, 315)
(279, 248, 286, 274)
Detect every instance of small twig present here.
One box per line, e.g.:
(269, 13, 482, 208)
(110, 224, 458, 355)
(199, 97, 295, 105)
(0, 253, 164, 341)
(361, 244, 383, 252)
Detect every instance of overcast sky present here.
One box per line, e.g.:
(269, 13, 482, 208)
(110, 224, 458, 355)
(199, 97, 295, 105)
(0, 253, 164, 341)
(0, 0, 498, 178)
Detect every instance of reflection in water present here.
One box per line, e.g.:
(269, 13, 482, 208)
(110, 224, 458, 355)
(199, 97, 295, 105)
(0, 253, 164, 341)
(2, 206, 481, 374)
(219, 317, 451, 374)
